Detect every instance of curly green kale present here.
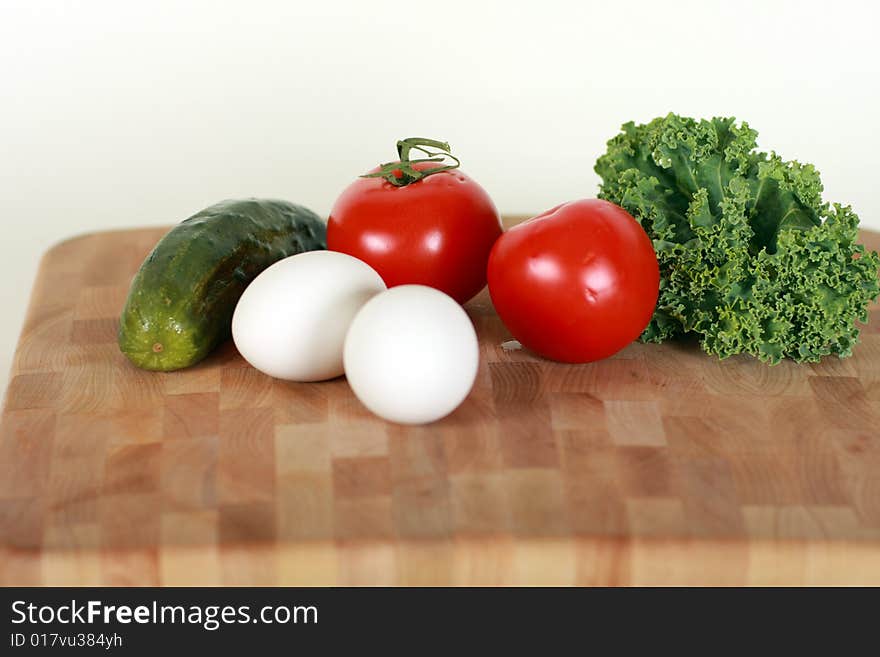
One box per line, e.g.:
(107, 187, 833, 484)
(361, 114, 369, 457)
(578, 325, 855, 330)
(595, 113, 879, 364)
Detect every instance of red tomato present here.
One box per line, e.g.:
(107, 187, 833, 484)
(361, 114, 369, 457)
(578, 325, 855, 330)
(487, 199, 659, 363)
(327, 161, 502, 304)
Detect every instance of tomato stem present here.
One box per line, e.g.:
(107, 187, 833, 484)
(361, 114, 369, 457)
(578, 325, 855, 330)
(360, 137, 461, 187)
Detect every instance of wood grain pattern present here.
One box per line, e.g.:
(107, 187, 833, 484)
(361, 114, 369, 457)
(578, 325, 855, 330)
(1, 221, 879, 586)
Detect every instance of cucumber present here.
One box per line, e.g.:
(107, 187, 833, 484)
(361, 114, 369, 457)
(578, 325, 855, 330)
(118, 198, 326, 371)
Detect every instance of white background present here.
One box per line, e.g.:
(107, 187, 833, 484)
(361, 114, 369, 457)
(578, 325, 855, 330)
(1, 0, 879, 399)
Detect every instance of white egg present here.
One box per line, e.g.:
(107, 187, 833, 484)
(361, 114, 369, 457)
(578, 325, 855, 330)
(343, 285, 479, 425)
(232, 250, 386, 381)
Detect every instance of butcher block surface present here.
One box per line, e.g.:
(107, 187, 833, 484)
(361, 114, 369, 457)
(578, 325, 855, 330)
(1, 220, 879, 586)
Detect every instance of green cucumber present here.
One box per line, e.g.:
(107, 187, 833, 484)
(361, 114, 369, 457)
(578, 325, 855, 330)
(118, 198, 326, 371)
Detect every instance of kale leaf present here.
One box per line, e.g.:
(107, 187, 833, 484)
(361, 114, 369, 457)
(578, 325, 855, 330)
(595, 113, 879, 363)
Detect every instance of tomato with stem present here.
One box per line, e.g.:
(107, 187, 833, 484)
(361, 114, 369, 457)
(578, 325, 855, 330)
(328, 138, 502, 305)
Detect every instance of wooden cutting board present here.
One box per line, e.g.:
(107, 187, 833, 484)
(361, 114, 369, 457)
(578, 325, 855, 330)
(2, 219, 879, 586)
